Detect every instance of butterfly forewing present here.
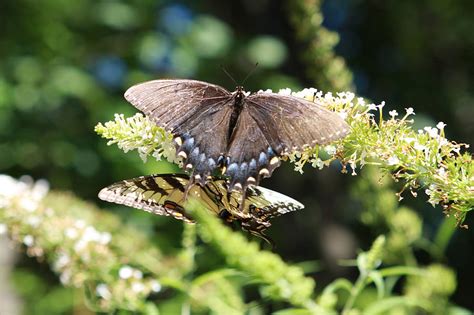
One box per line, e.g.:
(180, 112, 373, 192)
(99, 174, 210, 222)
(125, 79, 232, 131)
(246, 93, 350, 149)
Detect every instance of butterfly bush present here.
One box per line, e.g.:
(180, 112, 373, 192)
(0, 175, 169, 313)
(95, 88, 473, 223)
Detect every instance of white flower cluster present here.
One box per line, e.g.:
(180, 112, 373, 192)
(93, 265, 162, 303)
(96, 113, 181, 166)
(116, 265, 161, 294)
(69, 221, 112, 252)
(0, 175, 49, 247)
(0, 174, 166, 308)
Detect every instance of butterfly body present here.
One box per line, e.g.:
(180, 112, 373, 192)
(125, 79, 349, 190)
(98, 174, 304, 238)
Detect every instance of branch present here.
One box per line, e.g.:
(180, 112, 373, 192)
(287, 0, 354, 91)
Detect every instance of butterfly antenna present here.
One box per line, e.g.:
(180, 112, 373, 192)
(220, 65, 238, 86)
(242, 62, 259, 85)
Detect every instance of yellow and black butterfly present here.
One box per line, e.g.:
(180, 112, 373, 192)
(98, 174, 304, 240)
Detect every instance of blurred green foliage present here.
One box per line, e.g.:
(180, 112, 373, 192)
(0, 0, 473, 314)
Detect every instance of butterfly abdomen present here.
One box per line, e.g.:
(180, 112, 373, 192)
(227, 90, 245, 144)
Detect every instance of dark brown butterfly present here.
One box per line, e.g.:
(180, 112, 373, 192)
(98, 173, 304, 240)
(124, 79, 349, 190)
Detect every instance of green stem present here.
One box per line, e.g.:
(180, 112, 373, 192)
(342, 273, 367, 314)
(434, 216, 457, 255)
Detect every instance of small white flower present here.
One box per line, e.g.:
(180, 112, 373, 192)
(377, 101, 385, 110)
(54, 253, 71, 270)
(359, 150, 367, 166)
(96, 283, 112, 300)
(351, 162, 357, 176)
(119, 265, 134, 279)
(83, 226, 101, 242)
(389, 110, 398, 118)
(311, 158, 324, 170)
(151, 280, 162, 293)
(404, 137, 416, 144)
(278, 88, 292, 96)
(414, 142, 427, 151)
(405, 107, 415, 115)
(65, 227, 79, 239)
(60, 270, 71, 285)
(367, 104, 377, 111)
(324, 145, 336, 155)
(425, 184, 437, 197)
(133, 270, 143, 279)
(131, 282, 145, 293)
(23, 235, 34, 247)
(74, 219, 86, 229)
(26, 216, 41, 227)
(424, 126, 438, 138)
(437, 167, 447, 178)
(20, 198, 38, 212)
(436, 122, 446, 130)
(293, 88, 318, 100)
(0, 175, 26, 198)
(338, 111, 348, 120)
(99, 232, 112, 245)
(387, 156, 400, 166)
(0, 223, 7, 235)
(32, 179, 49, 200)
(74, 239, 88, 252)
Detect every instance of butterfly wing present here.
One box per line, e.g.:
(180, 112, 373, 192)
(246, 92, 350, 150)
(125, 79, 232, 132)
(98, 174, 222, 222)
(224, 107, 281, 188)
(239, 185, 305, 235)
(124, 80, 234, 180)
(224, 93, 349, 189)
(200, 180, 304, 236)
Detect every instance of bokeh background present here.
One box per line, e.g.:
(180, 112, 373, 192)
(0, 0, 473, 313)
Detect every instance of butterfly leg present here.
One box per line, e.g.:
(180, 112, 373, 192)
(182, 174, 197, 201)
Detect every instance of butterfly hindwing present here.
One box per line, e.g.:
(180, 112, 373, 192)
(240, 185, 304, 233)
(225, 107, 281, 188)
